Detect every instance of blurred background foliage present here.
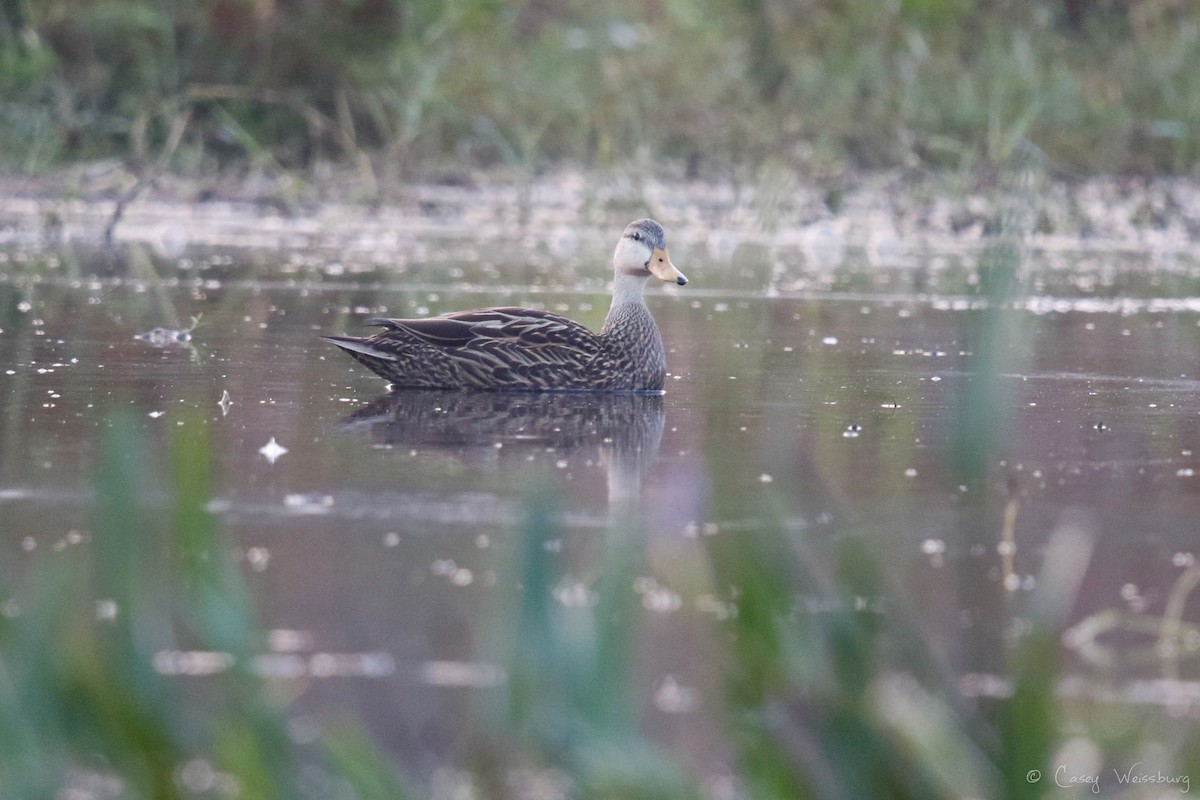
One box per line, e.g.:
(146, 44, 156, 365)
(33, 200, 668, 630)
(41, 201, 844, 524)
(1, 0, 1200, 179)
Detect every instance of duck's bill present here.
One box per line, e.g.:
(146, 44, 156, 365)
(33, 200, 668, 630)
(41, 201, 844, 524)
(649, 248, 688, 285)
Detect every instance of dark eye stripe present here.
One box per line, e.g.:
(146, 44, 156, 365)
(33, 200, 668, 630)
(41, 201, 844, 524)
(625, 229, 661, 246)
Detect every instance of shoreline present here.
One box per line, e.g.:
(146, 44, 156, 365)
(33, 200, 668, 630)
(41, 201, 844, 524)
(1, 164, 1198, 261)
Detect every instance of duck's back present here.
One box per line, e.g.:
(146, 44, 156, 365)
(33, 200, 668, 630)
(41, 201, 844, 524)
(327, 307, 611, 391)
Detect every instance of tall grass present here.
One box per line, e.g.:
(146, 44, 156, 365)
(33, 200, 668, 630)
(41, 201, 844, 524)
(488, 487, 695, 799)
(0, 413, 406, 799)
(2, 0, 1199, 177)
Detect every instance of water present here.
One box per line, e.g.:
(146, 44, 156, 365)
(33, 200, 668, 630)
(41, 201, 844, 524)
(2, 213, 1200, 785)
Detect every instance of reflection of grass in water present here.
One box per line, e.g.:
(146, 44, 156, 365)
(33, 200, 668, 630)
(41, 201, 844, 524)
(0, 414, 406, 799)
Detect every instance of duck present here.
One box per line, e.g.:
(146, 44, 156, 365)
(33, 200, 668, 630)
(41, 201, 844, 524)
(324, 218, 687, 392)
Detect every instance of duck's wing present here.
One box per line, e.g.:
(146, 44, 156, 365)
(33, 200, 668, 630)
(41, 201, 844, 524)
(365, 307, 596, 350)
(360, 307, 606, 388)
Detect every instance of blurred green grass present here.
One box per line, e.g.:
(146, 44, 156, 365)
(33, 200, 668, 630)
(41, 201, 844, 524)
(0, 392, 1188, 797)
(0, 414, 409, 799)
(1, 0, 1199, 178)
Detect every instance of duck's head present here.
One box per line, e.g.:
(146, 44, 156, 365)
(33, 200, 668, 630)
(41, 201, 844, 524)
(613, 219, 687, 286)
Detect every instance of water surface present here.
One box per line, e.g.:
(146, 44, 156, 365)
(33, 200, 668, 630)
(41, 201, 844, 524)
(2, 223, 1199, 784)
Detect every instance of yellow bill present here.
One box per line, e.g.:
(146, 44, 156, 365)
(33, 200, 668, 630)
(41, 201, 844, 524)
(648, 248, 688, 285)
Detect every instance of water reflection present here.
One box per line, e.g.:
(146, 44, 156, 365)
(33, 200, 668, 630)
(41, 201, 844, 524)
(342, 390, 666, 504)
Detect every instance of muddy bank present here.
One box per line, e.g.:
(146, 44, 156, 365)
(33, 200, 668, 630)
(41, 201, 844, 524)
(1, 164, 1198, 263)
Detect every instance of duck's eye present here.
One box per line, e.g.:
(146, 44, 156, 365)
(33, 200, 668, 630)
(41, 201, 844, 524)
(632, 233, 641, 241)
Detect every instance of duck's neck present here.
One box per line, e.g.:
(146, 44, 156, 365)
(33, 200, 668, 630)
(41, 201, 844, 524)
(606, 271, 649, 321)
(600, 269, 666, 390)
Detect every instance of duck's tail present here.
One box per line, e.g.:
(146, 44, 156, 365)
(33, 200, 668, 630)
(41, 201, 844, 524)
(322, 335, 399, 362)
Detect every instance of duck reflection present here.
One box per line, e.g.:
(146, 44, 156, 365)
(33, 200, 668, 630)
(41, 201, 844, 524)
(342, 391, 666, 504)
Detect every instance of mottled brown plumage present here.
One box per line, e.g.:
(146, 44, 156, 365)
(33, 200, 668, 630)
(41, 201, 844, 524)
(324, 219, 687, 392)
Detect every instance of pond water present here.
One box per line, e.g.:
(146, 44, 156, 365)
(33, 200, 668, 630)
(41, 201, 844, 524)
(1, 204, 1199, 790)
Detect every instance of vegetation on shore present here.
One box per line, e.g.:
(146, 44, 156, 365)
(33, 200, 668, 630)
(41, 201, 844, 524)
(2, 0, 1200, 182)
